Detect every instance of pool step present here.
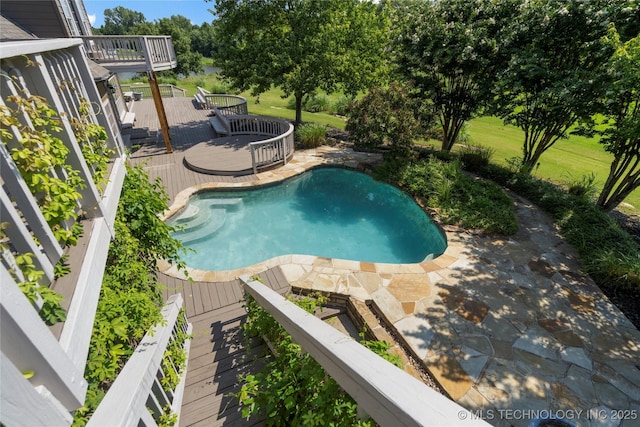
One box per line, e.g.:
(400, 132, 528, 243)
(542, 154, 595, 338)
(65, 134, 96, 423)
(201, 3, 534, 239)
(174, 208, 227, 244)
(198, 197, 243, 208)
(171, 204, 200, 224)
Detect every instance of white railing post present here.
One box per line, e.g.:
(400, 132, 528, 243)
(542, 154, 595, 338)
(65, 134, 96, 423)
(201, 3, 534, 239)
(240, 276, 490, 427)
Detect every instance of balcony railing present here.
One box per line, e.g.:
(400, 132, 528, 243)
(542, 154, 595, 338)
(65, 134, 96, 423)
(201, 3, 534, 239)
(240, 276, 491, 426)
(1, 38, 127, 425)
(80, 36, 177, 72)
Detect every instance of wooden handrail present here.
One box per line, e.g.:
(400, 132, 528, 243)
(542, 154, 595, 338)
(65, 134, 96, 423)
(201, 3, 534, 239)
(240, 276, 490, 427)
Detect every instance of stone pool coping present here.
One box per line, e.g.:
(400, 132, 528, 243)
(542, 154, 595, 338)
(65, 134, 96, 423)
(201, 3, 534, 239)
(159, 146, 640, 427)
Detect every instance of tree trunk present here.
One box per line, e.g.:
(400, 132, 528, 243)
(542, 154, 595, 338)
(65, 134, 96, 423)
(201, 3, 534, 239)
(521, 128, 564, 174)
(295, 94, 303, 126)
(597, 152, 640, 211)
(440, 114, 464, 152)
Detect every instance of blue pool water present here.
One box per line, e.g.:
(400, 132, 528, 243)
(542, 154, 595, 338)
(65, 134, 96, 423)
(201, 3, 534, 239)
(168, 168, 447, 271)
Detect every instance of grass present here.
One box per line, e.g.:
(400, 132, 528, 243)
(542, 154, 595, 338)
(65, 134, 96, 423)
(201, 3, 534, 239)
(465, 116, 639, 213)
(143, 71, 348, 129)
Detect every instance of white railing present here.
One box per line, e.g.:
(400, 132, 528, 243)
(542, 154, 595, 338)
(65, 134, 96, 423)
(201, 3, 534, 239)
(227, 116, 294, 174)
(121, 84, 187, 98)
(88, 294, 192, 427)
(196, 86, 247, 113)
(1, 39, 127, 425)
(80, 36, 177, 72)
(240, 276, 490, 427)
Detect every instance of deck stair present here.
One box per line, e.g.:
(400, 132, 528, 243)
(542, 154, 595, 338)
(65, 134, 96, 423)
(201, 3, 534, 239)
(159, 267, 290, 426)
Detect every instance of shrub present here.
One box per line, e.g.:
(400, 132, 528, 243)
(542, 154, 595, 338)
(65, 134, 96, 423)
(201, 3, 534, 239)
(332, 95, 352, 116)
(305, 94, 331, 113)
(459, 144, 495, 174)
(378, 157, 518, 235)
(295, 123, 326, 148)
(346, 83, 422, 155)
(565, 172, 597, 200)
(210, 80, 231, 94)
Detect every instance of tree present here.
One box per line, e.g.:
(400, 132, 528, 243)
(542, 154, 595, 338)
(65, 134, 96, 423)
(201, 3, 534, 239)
(101, 6, 147, 35)
(595, 28, 640, 211)
(191, 22, 218, 57)
(156, 16, 203, 76)
(210, 0, 390, 125)
(394, 0, 514, 152)
(492, 0, 633, 174)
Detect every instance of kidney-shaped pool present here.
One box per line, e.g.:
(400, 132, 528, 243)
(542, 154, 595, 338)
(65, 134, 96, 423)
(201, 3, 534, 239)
(167, 168, 447, 271)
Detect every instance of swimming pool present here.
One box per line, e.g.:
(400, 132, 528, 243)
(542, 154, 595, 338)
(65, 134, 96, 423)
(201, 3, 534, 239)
(168, 168, 447, 271)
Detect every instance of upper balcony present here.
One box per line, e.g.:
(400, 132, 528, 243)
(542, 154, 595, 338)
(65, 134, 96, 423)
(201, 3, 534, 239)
(80, 35, 177, 73)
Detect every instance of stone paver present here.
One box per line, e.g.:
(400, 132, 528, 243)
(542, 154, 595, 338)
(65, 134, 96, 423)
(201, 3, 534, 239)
(162, 146, 640, 427)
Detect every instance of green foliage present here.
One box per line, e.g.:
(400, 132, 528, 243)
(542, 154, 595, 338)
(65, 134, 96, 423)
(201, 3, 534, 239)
(157, 406, 178, 427)
(332, 95, 352, 116)
(459, 144, 495, 174)
(212, 0, 390, 124)
(565, 173, 597, 200)
(15, 253, 67, 325)
(237, 293, 383, 426)
(346, 83, 422, 154)
(117, 164, 188, 272)
(295, 123, 326, 149)
(592, 29, 640, 211)
(0, 220, 67, 325)
(73, 165, 187, 425)
(160, 310, 190, 393)
(0, 92, 85, 248)
(156, 16, 203, 76)
(101, 6, 146, 34)
(72, 101, 115, 192)
(359, 332, 403, 369)
(376, 157, 518, 235)
(492, 0, 634, 173)
(394, 0, 513, 151)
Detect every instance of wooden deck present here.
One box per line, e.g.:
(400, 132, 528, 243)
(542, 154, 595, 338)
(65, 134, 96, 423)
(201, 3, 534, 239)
(162, 267, 290, 427)
(128, 97, 259, 199)
(130, 96, 295, 425)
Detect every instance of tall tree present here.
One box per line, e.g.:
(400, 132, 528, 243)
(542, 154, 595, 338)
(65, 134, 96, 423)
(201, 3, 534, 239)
(101, 6, 147, 35)
(595, 28, 640, 211)
(210, 0, 390, 125)
(394, 0, 514, 151)
(156, 16, 203, 76)
(192, 22, 218, 57)
(492, 0, 633, 173)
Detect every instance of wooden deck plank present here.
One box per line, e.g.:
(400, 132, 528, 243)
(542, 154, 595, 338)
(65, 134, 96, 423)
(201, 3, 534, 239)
(207, 283, 222, 308)
(200, 282, 214, 313)
(179, 302, 267, 427)
(182, 280, 196, 318)
(191, 283, 205, 316)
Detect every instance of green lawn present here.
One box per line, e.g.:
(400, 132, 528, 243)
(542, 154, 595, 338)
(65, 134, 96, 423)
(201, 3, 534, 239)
(465, 116, 639, 213)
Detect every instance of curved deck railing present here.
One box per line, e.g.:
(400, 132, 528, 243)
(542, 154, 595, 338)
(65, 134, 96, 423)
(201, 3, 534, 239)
(198, 90, 294, 174)
(226, 115, 295, 174)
